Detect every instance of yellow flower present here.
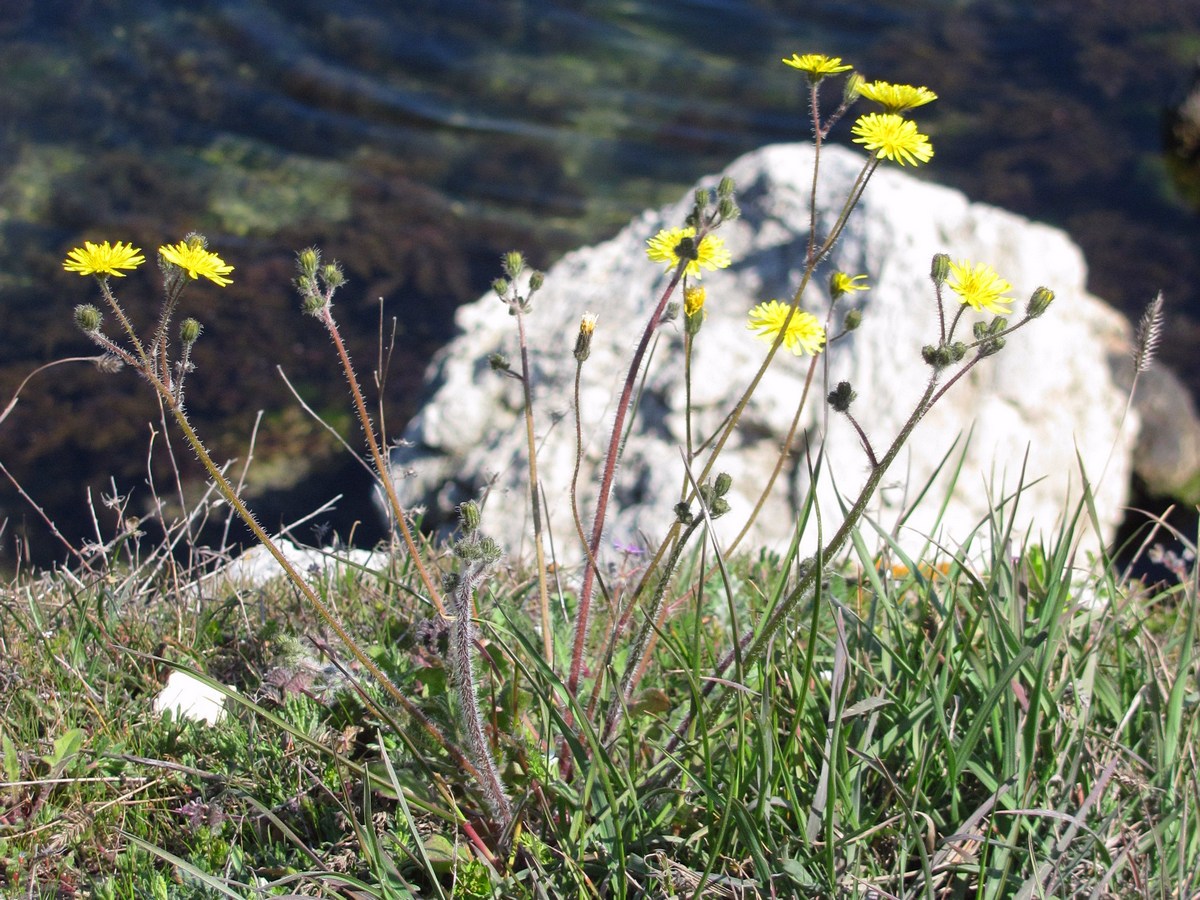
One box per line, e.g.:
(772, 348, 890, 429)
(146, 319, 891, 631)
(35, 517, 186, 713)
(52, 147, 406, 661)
(856, 80, 937, 114)
(782, 53, 854, 81)
(580, 311, 598, 334)
(830, 272, 870, 298)
(851, 113, 934, 166)
(683, 285, 707, 318)
(159, 240, 235, 287)
(747, 300, 826, 356)
(645, 227, 731, 280)
(62, 240, 146, 278)
(947, 260, 1013, 314)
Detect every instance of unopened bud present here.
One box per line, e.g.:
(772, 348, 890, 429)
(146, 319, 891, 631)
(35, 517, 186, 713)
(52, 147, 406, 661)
(529, 270, 545, 293)
(710, 497, 731, 517)
(74, 303, 102, 333)
(297, 247, 320, 278)
(662, 302, 680, 324)
(674, 502, 693, 525)
(844, 308, 862, 331)
(180, 317, 202, 344)
(574, 312, 597, 362)
(693, 188, 710, 213)
(489, 352, 510, 372)
(930, 253, 951, 286)
(978, 336, 1006, 357)
(458, 500, 482, 535)
(1026, 286, 1054, 318)
(828, 381, 856, 412)
(717, 176, 736, 200)
(301, 293, 327, 315)
(714, 472, 732, 497)
(492, 278, 509, 298)
(502, 251, 525, 279)
(844, 73, 864, 104)
(320, 263, 346, 290)
(717, 197, 740, 221)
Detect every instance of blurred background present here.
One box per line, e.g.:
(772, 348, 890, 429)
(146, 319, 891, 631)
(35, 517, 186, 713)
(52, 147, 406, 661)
(2, 0, 1199, 568)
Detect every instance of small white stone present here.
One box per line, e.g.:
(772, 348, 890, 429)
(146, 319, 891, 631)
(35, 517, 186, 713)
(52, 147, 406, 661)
(152, 671, 231, 726)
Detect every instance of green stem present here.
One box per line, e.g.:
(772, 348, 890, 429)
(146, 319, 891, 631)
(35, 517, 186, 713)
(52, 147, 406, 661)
(514, 307, 554, 662)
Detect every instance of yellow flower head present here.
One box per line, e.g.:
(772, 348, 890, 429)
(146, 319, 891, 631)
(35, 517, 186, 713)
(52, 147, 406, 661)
(62, 240, 146, 278)
(579, 311, 598, 334)
(856, 80, 938, 114)
(851, 113, 934, 167)
(747, 300, 826, 356)
(947, 260, 1013, 314)
(782, 53, 854, 82)
(645, 227, 731, 280)
(830, 271, 870, 298)
(684, 285, 707, 318)
(159, 240, 235, 287)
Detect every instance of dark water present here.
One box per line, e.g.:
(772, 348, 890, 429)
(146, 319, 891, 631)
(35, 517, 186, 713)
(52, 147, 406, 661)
(2, 0, 1199, 565)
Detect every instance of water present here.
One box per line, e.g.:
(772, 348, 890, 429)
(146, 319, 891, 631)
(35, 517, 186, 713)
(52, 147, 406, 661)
(2, 0, 1199, 564)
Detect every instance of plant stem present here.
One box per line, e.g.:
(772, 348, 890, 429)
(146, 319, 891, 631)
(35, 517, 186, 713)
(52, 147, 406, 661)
(569, 265, 685, 696)
(318, 307, 447, 619)
(514, 307, 554, 662)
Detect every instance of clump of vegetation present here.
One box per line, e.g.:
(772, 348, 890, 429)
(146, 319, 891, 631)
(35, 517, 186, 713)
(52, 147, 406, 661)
(1, 53, 1196, 898)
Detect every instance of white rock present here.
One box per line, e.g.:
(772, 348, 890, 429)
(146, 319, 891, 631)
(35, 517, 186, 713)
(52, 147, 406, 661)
(391, 142, 1138, 567)
(153, 671, 231, 726)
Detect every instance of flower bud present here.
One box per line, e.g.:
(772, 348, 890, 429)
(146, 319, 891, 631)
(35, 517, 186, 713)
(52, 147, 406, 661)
(844, 308, 863, 331)
(529, 270, 545, 293)
(693, 188, 710, 214)
(930, 253, 951, 286)
(717, 197, 740, 221)
(1026, 286, 1054, 318)
(502, 251, 525, 279)
(714, 472, 732, 497)
(458, 500, 482, 535)
(320, 263, 346, 290)
(297, 247, 320, 278)
(674, 502, 694, 525)
(661, 302, 680, 324)
(301, 293, 327, 315)
(828, 381, 856, 413)
(489, 352, 510, 372)
(574, 312, 597, 362)
(710, 497, 731, 518)
(492, 278, 509, 298)
(180, 317, 202, 344)
(717, 176, 736, 200)
(74, 304, 102, 333)
(843, 72, 864, 105)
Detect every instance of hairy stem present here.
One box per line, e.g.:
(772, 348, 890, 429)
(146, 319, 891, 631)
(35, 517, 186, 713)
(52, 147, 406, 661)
(318, 307, 447, 618)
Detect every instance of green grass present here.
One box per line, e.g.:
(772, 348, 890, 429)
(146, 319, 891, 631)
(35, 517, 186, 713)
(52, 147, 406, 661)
(1, 504, 1196, 897)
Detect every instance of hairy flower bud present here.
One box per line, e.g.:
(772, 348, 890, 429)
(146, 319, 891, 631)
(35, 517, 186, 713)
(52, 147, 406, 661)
(502, 251, 525, 279)
(1026, 286, 1054, 318)
(717, 197, 740, 221)
(492, 278, 509, 298)
(297, 247, 320, 278)
(930, 253, 951, 286)
(828, 380, 856, 412)
(717, 176, 736, 200)
(458, 500, 482, 535)
(844, 308, 863, 331)
(574, 312, 597, 362)
(714, 472, 732, 497)
(74, 303, 102, 333)
(180, 317, 202, 345)
(529, 270, 545, 293)
(320, 263, 346, 290)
